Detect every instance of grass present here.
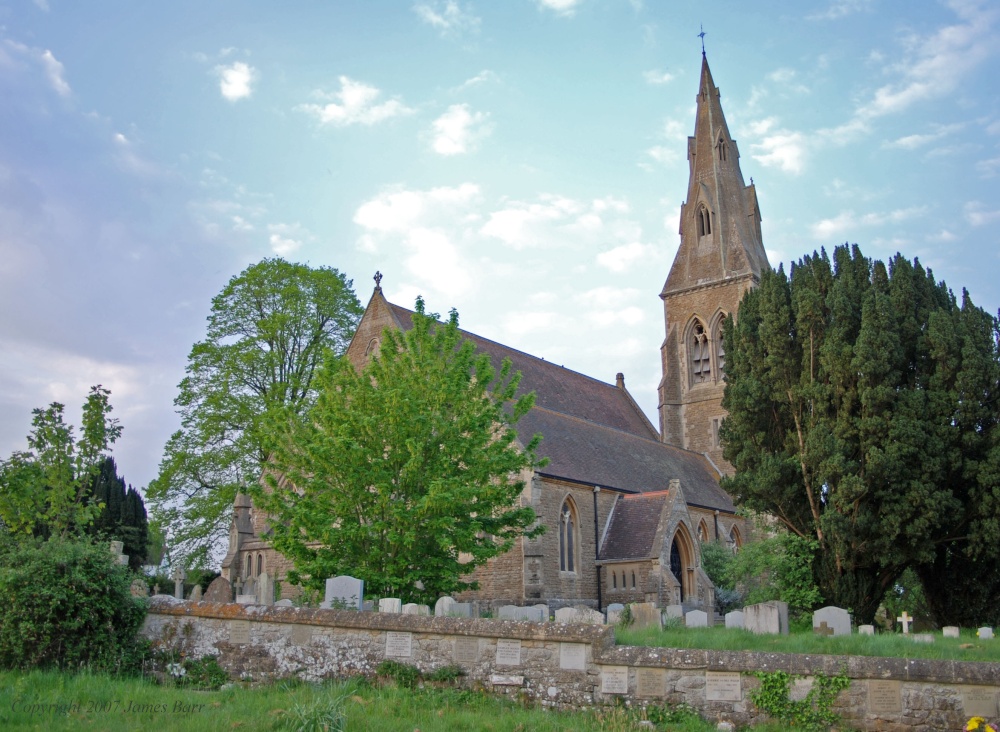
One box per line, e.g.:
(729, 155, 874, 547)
(617, 622, 1000, 662)
(0, 669, 789, 732)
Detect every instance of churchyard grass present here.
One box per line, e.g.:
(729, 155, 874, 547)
(617, 623, 1000, 662)
(0, 669, 787, 731)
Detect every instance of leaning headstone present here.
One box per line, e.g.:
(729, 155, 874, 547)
(402, 603, 430, 616)
(685, 610, 709, 628)
(725, 611, 744, 629)
(130, 579, 149, 598)
(322, 575, 364, 610)
(379, 598, 402, 613)
(629, 602, 662, 630)
(435, 596, 457, 617)
(187, 584, 203, 602)
(256, 572, 274, 606)
(744, 601, 789, 635)
(663, 604, 684, 620)
(204, 576, 233, 603)
(858, 625, 876, 636)
(978, 627, 994, 640)
(171, 567, 186, 600)
(813, 606, 851, 636)
(942, 626, 960, 639)
(606, 603, 625, 625)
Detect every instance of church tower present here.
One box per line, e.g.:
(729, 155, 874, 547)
(658, 53, 770, 473)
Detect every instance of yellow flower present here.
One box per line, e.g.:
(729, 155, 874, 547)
(967, 718, 984, 731)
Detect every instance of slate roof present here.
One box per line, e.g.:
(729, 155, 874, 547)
(382, 299, 735, 514)
(599, 492, 668, 561)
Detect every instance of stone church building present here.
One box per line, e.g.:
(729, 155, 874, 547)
(222, 53, 770, 613)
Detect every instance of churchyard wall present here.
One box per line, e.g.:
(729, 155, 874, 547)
(143, 597, 1000, 731)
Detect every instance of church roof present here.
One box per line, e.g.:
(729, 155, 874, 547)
(599, 491, 668, 561)
(381, 299, 734, 512)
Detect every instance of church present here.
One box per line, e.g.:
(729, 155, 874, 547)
(222, 53, 771, 613)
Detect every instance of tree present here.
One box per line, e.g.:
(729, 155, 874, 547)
(0, 385, 122, 538)
(147, 258, 363, 566)
(720, 244, 1000, 623)
(86, 457, 149, 570)
(254, 298, 545, 604)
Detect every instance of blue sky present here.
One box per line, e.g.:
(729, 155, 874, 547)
(1, 0, 998, 492)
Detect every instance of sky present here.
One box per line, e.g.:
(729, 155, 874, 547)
(1, 0, 998, 494)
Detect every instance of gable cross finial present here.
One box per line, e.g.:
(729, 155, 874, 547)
(698, 25, 706, 55)
(374, 271, 383, 291)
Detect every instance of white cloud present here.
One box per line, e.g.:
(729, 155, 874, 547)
(811, 206, 927, 239)
(536, 0, 583, 17)
(750, 128, 807, 175)
(32, 0, 50, 11)
(111, 132, 160, 177)
(453, 70, 498, 92)
(39, 49, 70, 97)
(267, 222, 311, 255)
(643, 69, 674, 85)
(354, 183, 481, 235)
(975, 156, 1000, 178)
(965, 201, 1000, 226)
(216, 61, 256, 102)
(300, 77, 413, 127)
(431, 104, 492, 155)
(808, 0, 873, 21)
(596, 242, 655, 272)
(413, 1, 481, 36)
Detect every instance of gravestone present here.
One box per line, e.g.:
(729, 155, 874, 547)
(978, 627, 994, 640)
(495, 639, 521, 665)
(663, 604, 683, 620)
(600, 666, 628, 694)
(454, 636, 479, 663)
(868, 680, 902, 713)
(725, 610, 744, 629)
(187, 584, 203, 602)
(204, 576, 233, 603)
(858, 624, 875, 636)
(896, 611, 913, 634)
(555, 606, 604, 625)
(130, 579, 149, 598)
(322, 575, 364, 610)
(942, 626, 960, 638)
(685, 610, 709, 628)
(606, 603, 625, 625)
(813, 606, 851, 636)
(256, 572, 274, 606)
(242, 575, 256, 598)
(449, 602, 475, 618)
(559, 642, 587, 670)
(911, 633, 934, 644)
(109, 541, 129, 566)
(379, 598, 402, 614)
(498, 604, 547, 622)
(402, 603, 430, 616)
(744, 601, 789, 635)
(236, 594, 256, 605)
(705, 671, 742, 701)
(636, 667, 667, 698)
(385, 631, 412, 658)
(629, 602, 662, 630)
(435, 596, 456, 617)
(171, 567, 186, 600)
(275, 599, 294, 607)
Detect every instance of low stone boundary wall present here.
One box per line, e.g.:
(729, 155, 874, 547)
(143, 597, 1000, 731)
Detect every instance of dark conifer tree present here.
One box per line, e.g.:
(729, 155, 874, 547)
(85, 457, 149, 570)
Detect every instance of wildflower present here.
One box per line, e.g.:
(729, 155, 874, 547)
(966, 717, 998, 732)
(167, 662, 187, 679)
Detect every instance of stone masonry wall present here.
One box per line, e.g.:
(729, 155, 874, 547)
(144, 597, 1000, 732)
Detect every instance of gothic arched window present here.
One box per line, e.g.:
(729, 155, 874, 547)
(559, 499, 578, 573)
(257, 553, 263, 576)
(698, 521, 708, 542)
(612, 571, 617, 589)
(631, 571, 636, 589)
(717, 137, 728, 161)
(712, 317, 727, 377)
(697, 205, 712, 237)
(690, 320, 711, 384)
(245, 553, 252, 577)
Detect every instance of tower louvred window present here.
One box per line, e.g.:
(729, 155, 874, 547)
(691, 321, 711, 383)
(697, 206, 712, 237)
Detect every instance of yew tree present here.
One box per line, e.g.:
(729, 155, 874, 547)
(255, 298, 545, 603)
(720, 244, 1000, 624)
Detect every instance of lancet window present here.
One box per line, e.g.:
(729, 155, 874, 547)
(690, 320, 711, 384)
(559, 499, 578, 573)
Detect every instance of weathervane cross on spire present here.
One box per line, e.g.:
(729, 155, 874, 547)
(698, 24, 706, 55)
(374, 271, 383, 291)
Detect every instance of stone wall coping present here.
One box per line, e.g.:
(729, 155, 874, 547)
(147, 597, 1000, 685)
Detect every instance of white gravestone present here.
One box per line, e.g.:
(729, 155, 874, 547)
(559, 642, 587, 670)
(725, 610, 745, 629)
(978, 627, 994, 640)
(495, 639, 522, 666)
(744, 601, 789, 635)
(942, 626, 960, 638)
(322, 575, 364, 610)
(448, 602, 476, 618)
(256, 572, 274, 606)
(498, 604, 547, 622)
(663, 604, 684, 620)
(685, 610, 709, 628)
(434, 596, 456, 617)
(705, 671, 742, 701)
(911, 633, 934, 644)
(379, 598, 402, 613)
(812, 606, 851, 636)
(859, 624, 876, 636)
(385, 631, 412, 657)
(606, 603, 625, 625)
(601, 666, 629, 694)
(402, 603, 430, 615)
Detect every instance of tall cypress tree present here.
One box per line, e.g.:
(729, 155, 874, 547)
(85, 457, 149, 570)
(721, 244, 1000, 623)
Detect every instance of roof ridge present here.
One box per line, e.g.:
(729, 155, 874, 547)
(623, 489, 670, 500)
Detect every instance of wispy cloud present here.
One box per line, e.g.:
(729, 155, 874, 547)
(413, 1, 481, 37)
(807, 0, 873, 21)
(267, 222, 311, 255)
(596, 242, 656, 273)
(884, 123, 964, 150)
(215, 61, 256, 102)
(811, 206, 927, 239)
(430, 104, 492, 155)
(536, 0, 583, 17)
(643, 69, 674, 85)
(452, 70, 498, 92)
(746, 118, 807, 175)
(299, 76, 413, 127)
(39, 49, 70, 97)
(965, 201, 1000, 226)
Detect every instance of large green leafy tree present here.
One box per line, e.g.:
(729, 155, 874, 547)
(254, 298, 545, 604)
(147, 258, 363, 566)
(720, 244, 1000, 623)
(86, 457, 149, 570)
(0, 385, 122, 538)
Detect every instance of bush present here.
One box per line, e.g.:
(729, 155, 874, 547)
(728, 530, 822, 618)
(0, 535, 147, 671)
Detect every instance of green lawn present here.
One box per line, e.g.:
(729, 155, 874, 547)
(617, 622, 1000, 662)
(0, 670, 785, 732)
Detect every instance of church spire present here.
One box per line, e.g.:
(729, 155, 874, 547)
(661, 53, 768, 298)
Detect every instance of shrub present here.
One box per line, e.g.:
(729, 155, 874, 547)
(0, 535, 147, 672)
(376, 660, 422, 688)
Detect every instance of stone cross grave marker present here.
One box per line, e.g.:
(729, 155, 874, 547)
(171, 567, 186, 600)
(814, 621, 834, 637)
(896, 611, 912, 634)
(323, 575, 364, 610)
